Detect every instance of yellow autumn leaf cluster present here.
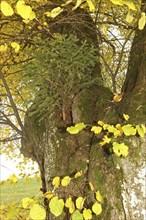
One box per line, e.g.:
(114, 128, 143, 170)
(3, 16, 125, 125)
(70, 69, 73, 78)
(110, 0, 136, 11)
(16, 0, 36, 22)
(113, 142, 129, 157)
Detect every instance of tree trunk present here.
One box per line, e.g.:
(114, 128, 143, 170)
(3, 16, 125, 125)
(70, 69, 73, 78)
(21, 9, 146, 220)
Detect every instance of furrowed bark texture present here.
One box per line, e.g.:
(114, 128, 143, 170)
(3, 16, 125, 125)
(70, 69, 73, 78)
(21, 6, 146, 220)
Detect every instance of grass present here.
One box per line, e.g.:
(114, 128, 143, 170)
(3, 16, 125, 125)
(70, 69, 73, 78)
(0, 178, 41, 205)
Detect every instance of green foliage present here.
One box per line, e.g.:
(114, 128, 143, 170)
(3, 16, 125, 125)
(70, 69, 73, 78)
(23, 34, 99, 119)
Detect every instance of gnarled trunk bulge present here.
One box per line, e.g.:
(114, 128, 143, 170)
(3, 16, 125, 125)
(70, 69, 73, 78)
(21, 5, 146, 220)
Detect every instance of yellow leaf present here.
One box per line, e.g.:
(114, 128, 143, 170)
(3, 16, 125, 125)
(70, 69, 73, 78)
(74, 170, 83, 178)
(61, 176, 71, 186)
(83, 208, 92, 220)
(86, 0, 96, 12)
(126, 11, 133, 23)
(22, 197, 34, 208)
(11, 42, 20, 53)
(91, 126, 102, 134)
(45, 191, 54, 200)
(9, 174, 18, 183)
(16, 1, 36, 20)
(45, 7, 63, 18)
(98, 121, 104, 126)
(1, 1, 14, 16)
(49, 196, 64, 217)
(136, 125, 146, 138)
(110, 0, 124, 6)
(95, 191, 103, 203)
(52, 176, 60, 188)
(112, 93, 123, 102)
(65, 197, 75, 214)
(113, 142, 129, 157)
(138, 12, 146, 30)
(123, 1, 136, 11)
(123, 114, 129, 121)
(122, 124, 136, 136)
(92, 202, 102, 215)
(30, 204, 46, 220)
(99, 135, 111, 147)
(0, 44, 8, 52)
(72, 0, 82, 10)
(89, 182, 94, 191)
(76, 197, 84, 210)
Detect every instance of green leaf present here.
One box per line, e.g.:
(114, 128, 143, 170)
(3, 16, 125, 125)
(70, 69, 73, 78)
(49, 196, 64, 217)
(113, 142, 129, 157)
(83, 208, 92, 220)
(91, 126, 102, 134)
(92, 202, 102, 216)
(138, 12, 146, 30)
(29, 204, 46, 220)
(122, 124, 136, 136)
(71, 210, 83, 220)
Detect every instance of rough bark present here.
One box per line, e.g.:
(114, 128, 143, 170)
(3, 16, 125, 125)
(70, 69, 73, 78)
(21, 5, 146, 220)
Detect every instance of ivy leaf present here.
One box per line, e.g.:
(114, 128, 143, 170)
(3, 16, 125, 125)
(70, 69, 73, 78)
(83, 208, 92, 220)
(61, 176, 71, 186)
(91, 126, 102, 134)
(95, 191, 104, 204)
(92, 202, 102, 215)
(113, 142, 129, 157)
(52, 176, 60, 188)
(49, 196, 64, 217)
(71, 210, 83, 220)
(1, 1, 14, 16)
(122, 124, 136, 136)
(30, 204, 46, 220)
(65, 197, 75, 214)
(138, 12, 146, 30)
(76, 197, 84, 210)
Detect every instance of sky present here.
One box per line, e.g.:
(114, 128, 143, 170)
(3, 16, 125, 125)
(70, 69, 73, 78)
(0, 154, 39, 181)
